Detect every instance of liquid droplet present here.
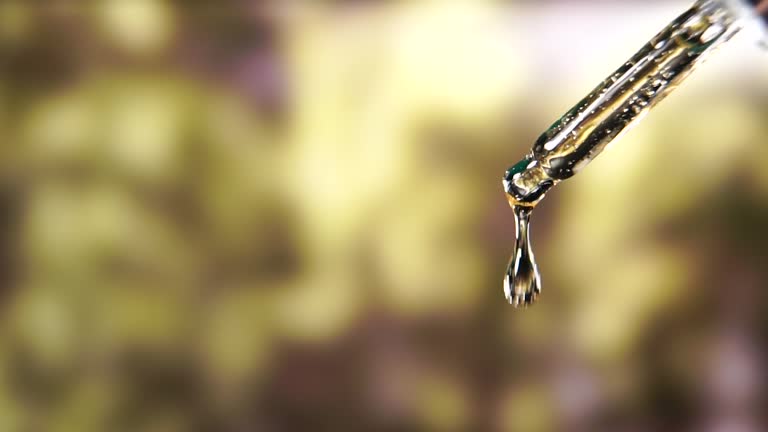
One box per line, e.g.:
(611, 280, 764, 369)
(503, 205, 541, 307)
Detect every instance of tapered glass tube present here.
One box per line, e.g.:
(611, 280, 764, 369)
(504, 0, 744, 207)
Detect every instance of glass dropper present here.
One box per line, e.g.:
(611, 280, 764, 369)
(502, 0, 768, 307)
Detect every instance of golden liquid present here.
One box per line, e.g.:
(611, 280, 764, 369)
(502, 0, 742, 307)
(504, 206, 540, 307)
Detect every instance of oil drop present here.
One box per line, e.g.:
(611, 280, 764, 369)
(504, 205, 541, 307)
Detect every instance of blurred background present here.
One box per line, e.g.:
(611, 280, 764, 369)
(1, 0, 768, 431)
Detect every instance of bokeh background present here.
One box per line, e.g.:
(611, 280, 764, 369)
(2, 0, 768, 431)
